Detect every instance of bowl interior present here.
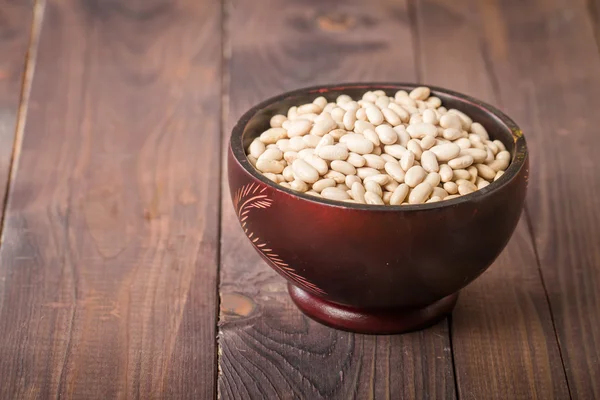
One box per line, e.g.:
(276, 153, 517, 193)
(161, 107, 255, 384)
(231, 83, 527, 209)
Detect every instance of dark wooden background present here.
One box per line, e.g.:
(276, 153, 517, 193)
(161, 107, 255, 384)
(0, 0, 598, 398)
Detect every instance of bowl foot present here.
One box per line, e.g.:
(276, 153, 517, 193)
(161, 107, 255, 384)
(288, 284, 459, 334)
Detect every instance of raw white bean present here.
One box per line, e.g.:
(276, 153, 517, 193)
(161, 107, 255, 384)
(284, 151, 299, 164)
(364, 174, 391, 186)
(363, 129, 381, 146)
(420, 135, 436, 150)
(258, 147, 283, 161)
(424, 172, 441, 187)
(321, 187, 350, 201)
(405, 165, 427, 187)
(467, 166, 478, 183)
(494, 170, 505, 181)
(392, 125, 408, 145)
(390, 183, 410, 205)
(331, 128, 347, 140)
(356, 107, 367, 121)
(292, 159, 320, 183)
(381, 153, 399, 164)
(432, 187, 449, 199)
(257, 158, 285, 174)
(283, 166, 295, 181)
(430, 143, 460, 162)
(427, 196, 442, 203)
(289, 136, 306, 151)
(337, 183, 350, 191)
(388, 103, 410, 122)
(453, 169, 471, 181)
(304, 154, 329, 175)
(384, 180, 400, 192)
(439, 164, 453, 182)
(331, 160, 356, 176)
(317, 145, 349, 161)
(375, 96, 390, 108)
(260, 128, 287, 144)
(381, 107, 402, 126)
(287, 119, 312, 137)
(407, 122, 437, 139)
(421, 150, 439, 172)
(249, 139, 266, 158)
(343, 110, 356, 130)
(366, 106, 385, 125)
(384, 162, 406, 183)
(270, 114, 287, 128)
(458, 182, 477, 195)
(409, 87, 430, 100)
(344, 134, 374, 154)
(347, 152, 366, 167)
(351, 182, 366, 203)
(263, 172, 278, 182)
(477, 177, 490, 189)
(400, 150, 415, 171)
(448, 109, 472, 130)
(471, 122, 489, 139)
(409, 182, 433, 204)
(280, 181, 292, 189)
(496, 150, 511, 161)
(365, 191, 384, 205)
(315, 134, 334, 151)
(440, 114, 462, 129)
(442, 128, 462, 141)
(422, 109, 438, 125)
(291, 179, 309, 192)
(346, 174, 361, 188)
(302, 134, 321, 148)
(357, 167, 380, 179)
(363, 154, 386, 169)
(330, 108, 346, 123)
(353, 120, 374, 134)
(365, 180, 383, 197)
(336, 94, 352, 104)
(444, 181, 458, 194)
(487, 159, 509, 172)
(298, 103, 322, 115)
(448, 155, 474, 169)
(382, 144, 407, 159)
(407, 140, 423, 160)
(493, 140, 507, 152)
(324, 170, 346, 184)
(475, 163, 496, 180)
(375, 125, 399, 145)
(298, 148, 314, 159)
(311, 116, 337, 136)
(455, 137, 472, 149)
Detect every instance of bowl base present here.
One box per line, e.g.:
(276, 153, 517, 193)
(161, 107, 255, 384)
(288, 284, 459, 334)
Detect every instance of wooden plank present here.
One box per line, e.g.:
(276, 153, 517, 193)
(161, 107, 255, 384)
(219, 1, 456, 398)
(481, 0, 600, 397)
(0, 0, 221, 398)
(417, 0, 597, 398)
(0, 0, 33, 223)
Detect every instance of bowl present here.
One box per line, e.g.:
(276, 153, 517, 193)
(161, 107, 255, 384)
(228, 83, 528, 334)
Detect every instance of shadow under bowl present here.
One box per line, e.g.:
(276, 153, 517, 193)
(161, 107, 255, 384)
(228, 83, 528, 334)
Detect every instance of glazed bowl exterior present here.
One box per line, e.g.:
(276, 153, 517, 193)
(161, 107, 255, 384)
(228, 83, 528, 332)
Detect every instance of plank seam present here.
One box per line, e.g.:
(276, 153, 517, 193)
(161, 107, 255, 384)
(524, 205, 573, 400)
(407, 0, 422, 83)
(0, 0, 46, 246)
(588, 0, 600, 53)
(216, 0, 232, 397)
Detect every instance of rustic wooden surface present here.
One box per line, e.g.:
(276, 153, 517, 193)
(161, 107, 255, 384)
(0, 0, 599, 398)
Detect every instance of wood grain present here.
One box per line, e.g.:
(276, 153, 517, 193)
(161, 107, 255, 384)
(218, 0, 456, 398)
(0, 0, 33, 226)
(479, 0, 600, 398)
(0, 0, 221, 398)
(414, 1, 571, 398)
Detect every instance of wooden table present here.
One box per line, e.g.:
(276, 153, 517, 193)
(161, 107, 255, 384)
(1, 0, 598, 398)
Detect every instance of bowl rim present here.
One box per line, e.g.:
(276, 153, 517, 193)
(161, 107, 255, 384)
(230, 82, 528, 211)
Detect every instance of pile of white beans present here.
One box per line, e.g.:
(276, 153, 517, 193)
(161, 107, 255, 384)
(246, 87, 510, 205)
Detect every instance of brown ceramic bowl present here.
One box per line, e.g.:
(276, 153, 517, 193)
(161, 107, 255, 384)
(228, 83, 528, 334)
